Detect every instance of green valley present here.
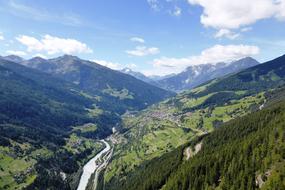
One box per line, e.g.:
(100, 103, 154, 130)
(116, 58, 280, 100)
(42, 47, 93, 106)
(1, 2, 285, 190)
(102, 55, 285, 189)
(0, 56, 173, 189)
(106, 89, 285, 190)
(104, 86, 265, 187)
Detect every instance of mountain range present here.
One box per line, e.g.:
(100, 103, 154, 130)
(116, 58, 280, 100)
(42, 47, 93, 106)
(0, 53, 285, 190)
(157, 57, 260, 92)
(20, 55, 174, 113)
(3, 55, 260, 94)
(120, 57, 260, 92)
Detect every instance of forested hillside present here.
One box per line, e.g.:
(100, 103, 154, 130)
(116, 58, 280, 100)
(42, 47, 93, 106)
(0, 58, 118, 136)
(105, 88, 285, 190)
(0, 58, 114, 189)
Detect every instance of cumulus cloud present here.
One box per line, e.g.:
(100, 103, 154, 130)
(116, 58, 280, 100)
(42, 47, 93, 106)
(188, 0, 285, 29)
(6, 50, 27, 56)
(143, 44, 259, 76)
(126, 46, 160, 56)
(130, 37, 145, 43)
(92, 59, 122, 70)
(0, 33, 4, 40)
(214, 29, 240, 40)
(16, 34, 92, 55)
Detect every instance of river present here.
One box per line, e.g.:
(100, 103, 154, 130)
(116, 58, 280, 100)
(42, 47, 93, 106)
(77, 140, 111, 190)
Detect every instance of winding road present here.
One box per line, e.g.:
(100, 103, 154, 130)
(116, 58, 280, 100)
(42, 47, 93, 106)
(77, 140, 111, 190)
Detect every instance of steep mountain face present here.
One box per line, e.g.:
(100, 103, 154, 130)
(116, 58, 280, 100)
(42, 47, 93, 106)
(158, 57, 259, 92)
(21, 55, 174, 113)
(0, 58, 116, 136)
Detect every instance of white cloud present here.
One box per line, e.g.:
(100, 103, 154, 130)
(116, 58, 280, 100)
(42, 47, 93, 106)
(147, 0, 160, 11)
(126, 46, 160, 56)
(6, 1, 83, 26)
(33, 53, 47, 59)
(6, 50, 27, 56)
(92, 59, 122, 70)
(188, 0, 285, 29)
(0, 33, 4, 40)
(170, 6, 182, 16)
(143, 44, 259, 76)
(126, 63, 138, 69)
(130, 37, 145, 43)
(214, 29, 240, 40)
(16, 34, 92, 55)
(241, 27, 252, 32)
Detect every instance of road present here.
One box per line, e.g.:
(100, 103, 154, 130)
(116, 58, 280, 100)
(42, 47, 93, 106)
(77, 140, 111, 190)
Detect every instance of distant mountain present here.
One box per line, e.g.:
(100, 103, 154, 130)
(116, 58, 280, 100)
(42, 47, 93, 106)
(121, 68, 153, 83)
(196, 54, 285, 96)
(149, 73, 176, 81)
(157, 57, 260, 92)
(2, 55, 24, 63)
(21, 55, 174, 113)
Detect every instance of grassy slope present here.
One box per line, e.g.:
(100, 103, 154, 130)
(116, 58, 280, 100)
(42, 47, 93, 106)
(104, 89, 265, 184)
(105, 88, 285, 190)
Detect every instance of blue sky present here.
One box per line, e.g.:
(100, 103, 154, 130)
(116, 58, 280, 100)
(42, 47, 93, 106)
(0, 0, 285, 76)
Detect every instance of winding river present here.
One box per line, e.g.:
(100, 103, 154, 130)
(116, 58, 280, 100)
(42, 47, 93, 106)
(77, 140, 111, 190)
